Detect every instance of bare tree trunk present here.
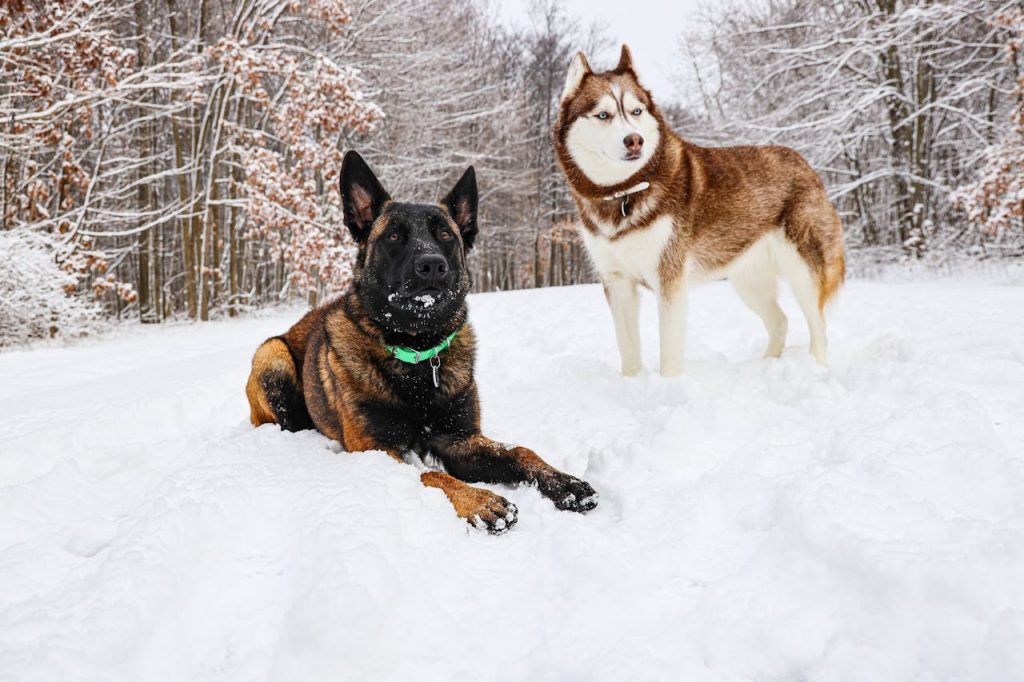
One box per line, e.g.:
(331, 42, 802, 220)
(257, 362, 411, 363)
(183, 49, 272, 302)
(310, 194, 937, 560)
(228, 150, 242, 316)
(533, 231, 542, 288)
(165, 0, 198, 319)
(2, 112, 12, 231)
(134, 0, 153, 320)
(195, 0, 214, 321)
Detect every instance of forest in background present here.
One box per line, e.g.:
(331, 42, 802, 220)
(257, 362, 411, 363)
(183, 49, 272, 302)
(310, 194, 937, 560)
(1, 0, 1021, 345)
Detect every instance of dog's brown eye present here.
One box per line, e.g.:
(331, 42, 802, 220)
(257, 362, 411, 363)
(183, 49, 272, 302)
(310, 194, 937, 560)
(439, 230, 453, 241)
(387, 232, 400, 241)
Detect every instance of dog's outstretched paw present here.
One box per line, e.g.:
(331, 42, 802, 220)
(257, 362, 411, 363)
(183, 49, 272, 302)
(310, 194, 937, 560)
(538, 473, 599, 513)
(461, 488, 518, 535)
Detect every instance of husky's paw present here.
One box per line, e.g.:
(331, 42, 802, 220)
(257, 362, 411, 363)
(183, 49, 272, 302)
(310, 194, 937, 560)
(459, 487, 518, 535)
(538, 473, 599, 513)
(621, 361, 643, 377)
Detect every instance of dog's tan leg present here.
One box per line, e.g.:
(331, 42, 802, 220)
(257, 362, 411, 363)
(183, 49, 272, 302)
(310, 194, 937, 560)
(428, 434, 598, 513)
(658, 278, 688, 376)
(603, 273, 642, 376)
(421, 471, 518, 534)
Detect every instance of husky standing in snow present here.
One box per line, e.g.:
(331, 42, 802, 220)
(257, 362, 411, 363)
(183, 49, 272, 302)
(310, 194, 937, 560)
(554, 45, 845, 376)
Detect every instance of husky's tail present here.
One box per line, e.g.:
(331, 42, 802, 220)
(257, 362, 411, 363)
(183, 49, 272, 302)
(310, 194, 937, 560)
(819, 247, 845, 312)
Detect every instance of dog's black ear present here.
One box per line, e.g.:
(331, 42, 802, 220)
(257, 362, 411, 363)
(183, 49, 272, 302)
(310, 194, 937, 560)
(616, 44, 634, 72)
(340, 150, 390, 244)
(442, 166, 478, 251)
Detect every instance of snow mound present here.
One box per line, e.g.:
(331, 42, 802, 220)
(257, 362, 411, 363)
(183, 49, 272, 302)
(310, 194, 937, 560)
(1, 281, 1023, 681)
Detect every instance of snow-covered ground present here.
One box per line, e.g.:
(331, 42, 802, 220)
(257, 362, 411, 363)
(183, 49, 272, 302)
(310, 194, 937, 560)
(2, 279, 1024, 681)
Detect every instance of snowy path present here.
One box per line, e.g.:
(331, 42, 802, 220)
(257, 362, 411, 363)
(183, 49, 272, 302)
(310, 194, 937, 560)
(2, 280, 1024, 681)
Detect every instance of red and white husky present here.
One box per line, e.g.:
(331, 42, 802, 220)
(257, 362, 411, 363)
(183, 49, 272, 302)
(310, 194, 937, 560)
(554, 46, 845, 375)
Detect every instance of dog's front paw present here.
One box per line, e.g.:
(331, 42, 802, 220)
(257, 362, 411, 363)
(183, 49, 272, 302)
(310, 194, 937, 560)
(456, 486, 518, 535)
(537, 473, 599, 513)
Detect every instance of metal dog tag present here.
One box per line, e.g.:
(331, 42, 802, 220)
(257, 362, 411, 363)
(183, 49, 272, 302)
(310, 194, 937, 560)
(430, 355, 441, 388)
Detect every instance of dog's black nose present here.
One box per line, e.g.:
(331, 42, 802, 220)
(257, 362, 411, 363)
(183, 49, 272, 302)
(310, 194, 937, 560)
(414, 254, 448, 281)
(624, 133, 644, 152)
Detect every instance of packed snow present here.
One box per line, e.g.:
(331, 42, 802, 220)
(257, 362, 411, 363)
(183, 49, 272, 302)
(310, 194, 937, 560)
(2, 279, 1024, 681)
(413, 293, 437, 307)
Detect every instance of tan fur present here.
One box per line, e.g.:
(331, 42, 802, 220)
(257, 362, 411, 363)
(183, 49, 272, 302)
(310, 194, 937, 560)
(820, 250, 846, 312)
(420, 471, 516, 527)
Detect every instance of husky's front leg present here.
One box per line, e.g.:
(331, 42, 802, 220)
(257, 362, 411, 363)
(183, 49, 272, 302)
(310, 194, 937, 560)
(603, 273, 642, 376)
(658, 278, 688, 376)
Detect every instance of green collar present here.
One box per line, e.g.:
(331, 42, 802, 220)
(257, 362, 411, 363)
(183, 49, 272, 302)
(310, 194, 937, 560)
(384, 330, 458, 364)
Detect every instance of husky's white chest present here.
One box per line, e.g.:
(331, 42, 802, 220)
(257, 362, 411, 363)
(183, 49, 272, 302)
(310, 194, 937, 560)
(580, 216, 673, 291)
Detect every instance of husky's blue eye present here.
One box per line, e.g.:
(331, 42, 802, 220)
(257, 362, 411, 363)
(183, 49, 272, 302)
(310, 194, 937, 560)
(596, 112, 609, 120)
(631, 107, 643, 115)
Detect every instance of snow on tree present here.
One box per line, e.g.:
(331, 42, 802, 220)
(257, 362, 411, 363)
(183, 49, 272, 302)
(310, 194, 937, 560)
(207, 2, 382, 304)
(675, 0, 1020, 257)
(0, 229, 104, 347)
(1, 0, 383, 328)
(0, 0, 618, 337)
(953, 10, 1024, 243)
(4, 0, 1019, 343)
(1, 0, 141, 303)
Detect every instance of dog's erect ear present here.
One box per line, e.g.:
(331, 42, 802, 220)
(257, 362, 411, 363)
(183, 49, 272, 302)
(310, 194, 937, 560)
(339, 150, 390, 244)
(616, 44, 634, 72)
(442, 166, 478, 251)
(561, 51, 592, 102)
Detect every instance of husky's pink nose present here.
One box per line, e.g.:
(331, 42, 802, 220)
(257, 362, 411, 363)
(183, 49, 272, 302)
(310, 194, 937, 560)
(624, 134, 644, 152)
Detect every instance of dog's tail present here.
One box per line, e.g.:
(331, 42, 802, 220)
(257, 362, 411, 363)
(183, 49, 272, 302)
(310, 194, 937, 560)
(819, 247, 845, 313)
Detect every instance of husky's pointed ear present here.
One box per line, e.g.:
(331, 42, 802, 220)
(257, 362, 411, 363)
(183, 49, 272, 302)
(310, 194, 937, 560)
(339, 150, 390, 244)
(616, 44, 634, 72)
(442, 166, 478, 251)
(561, 51, 592, 102)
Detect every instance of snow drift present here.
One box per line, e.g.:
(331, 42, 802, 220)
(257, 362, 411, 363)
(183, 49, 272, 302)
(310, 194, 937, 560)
(1, 280, 1023, 681)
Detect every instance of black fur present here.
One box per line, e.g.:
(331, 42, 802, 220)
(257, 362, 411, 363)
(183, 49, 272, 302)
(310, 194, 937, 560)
(260, 369, 313, 432)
